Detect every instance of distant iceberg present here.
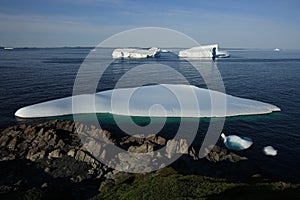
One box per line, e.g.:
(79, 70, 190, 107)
(178, 44, 229, 58)
(3, 47, 14, 50)
(112, 47, 160, 59)
(15, 84, 280, 118)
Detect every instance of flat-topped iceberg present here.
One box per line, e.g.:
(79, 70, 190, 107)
(15, 84, 280, 118)
(112, 47, 160, 59)
(178, 44, 229, 58)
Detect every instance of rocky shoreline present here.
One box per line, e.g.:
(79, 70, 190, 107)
(0, 120, 297, 199)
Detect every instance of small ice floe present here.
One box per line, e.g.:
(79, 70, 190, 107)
(220, 133, 253, 151)
(263, 146, 277, 156)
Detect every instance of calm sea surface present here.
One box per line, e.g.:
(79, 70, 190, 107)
(0, 48, 299, 182)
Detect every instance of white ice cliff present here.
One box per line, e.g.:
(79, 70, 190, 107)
(178, 44, 229, 58)
(112, 47, 160, 59)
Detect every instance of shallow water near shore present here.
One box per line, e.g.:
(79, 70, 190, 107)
(0, 47, 300, 182)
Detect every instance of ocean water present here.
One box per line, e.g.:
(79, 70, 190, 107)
(0, 47, 299, 182)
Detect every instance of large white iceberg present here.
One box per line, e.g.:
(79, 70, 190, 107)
(178, 44, 229, 58)
(15, 84, 280, 118)
(112, 47, 160, 59)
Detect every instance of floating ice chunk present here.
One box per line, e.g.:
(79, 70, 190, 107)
(220, 133, 253, 151)
(178, 44, 229, 58)
(112, 47, 160, 59)
(263, 146, 277, 156)
(15, 84, 280, 118)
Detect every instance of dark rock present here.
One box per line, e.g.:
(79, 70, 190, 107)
(41, 182, 48, 188)
(116, 152, 153, 172)
(189, 147, 199, 160)
(204, 145, 247, 163)
(227, 153, 247, 162)
(0, 134, 11, 147)
(179, 139, 189, 154)
(67, 149, 76, 157)
(37, 128, 45, 138)
(19, 124, 27, 130)
(26, 149, 46, 161)
(98, 178, 114, 191)
(75, 150, 86, 162)
(56, 120, 74, 132)
(48, 135, 57, 147)
(7, 136, 18, 151)
(48, 149, 62, 159)
(101, 130, 117, 144)
(55, 139, 65, 149)
(165, 139, 178, 158)
(0, 119, 252, 197)
(0, 152, 16, 161)
(119, 135, 143, 147)
(128, 142, 154, 153)
(147, 134, 166, 146)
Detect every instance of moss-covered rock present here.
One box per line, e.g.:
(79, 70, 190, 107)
(93, 170, 300, 200)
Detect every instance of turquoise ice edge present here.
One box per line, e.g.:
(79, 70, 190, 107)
(47, 112, 285, 125)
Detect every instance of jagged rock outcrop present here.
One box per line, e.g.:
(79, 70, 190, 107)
(0, 120, 248, 195)
(205, 145, 247, 163)
(0, 120, 107, 197)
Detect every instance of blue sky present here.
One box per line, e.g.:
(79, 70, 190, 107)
(0, 0, 299, 48)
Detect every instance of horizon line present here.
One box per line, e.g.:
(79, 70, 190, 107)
(1, 46, 297, 50)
